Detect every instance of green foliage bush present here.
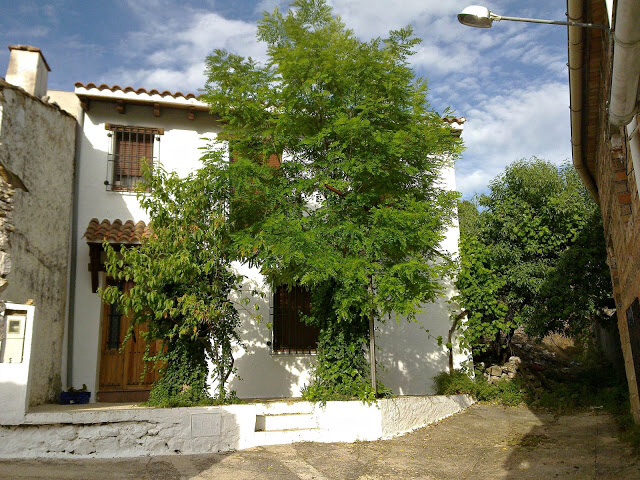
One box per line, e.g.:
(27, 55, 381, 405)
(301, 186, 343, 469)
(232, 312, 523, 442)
(147, 342, 211, 408)
(434, 370, 525, 406)
(528, 358, 628, 415)
(302, 321, 375, 402)
(299, 281, 391, 402)
(435, 357, 628, 414)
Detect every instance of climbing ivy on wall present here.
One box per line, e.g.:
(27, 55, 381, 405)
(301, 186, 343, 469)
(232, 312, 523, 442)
(300, 281, 389, 402)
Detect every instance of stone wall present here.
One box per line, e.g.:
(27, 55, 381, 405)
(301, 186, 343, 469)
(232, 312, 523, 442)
(0, 177, 16, 295)
(0, 82, 76, 406)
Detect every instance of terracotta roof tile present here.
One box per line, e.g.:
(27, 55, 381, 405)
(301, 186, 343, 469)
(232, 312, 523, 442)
(74, 82, 200, 100)
(443, 117, 466, 125)
(84, 218, 152, 244)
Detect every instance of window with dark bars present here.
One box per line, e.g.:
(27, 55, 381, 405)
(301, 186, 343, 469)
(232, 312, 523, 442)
(106, 125, 161, 192)
(272, 285, 319, 354)
(107, 284, 124, 350)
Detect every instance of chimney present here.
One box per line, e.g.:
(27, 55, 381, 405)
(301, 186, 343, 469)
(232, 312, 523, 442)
(5, 45, 51, 98)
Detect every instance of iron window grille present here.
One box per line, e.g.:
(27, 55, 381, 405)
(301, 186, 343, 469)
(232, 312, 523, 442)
(105, 124, 163, 192)
(107, 282, 124, 350)
(271, 285, 319, 354)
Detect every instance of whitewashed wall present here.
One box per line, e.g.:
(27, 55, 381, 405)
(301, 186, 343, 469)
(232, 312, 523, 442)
(70, 100, 221, 396)
(377, 163, 468, 395)
(226, 263, 315, 398)
(0, 395, 474, 457)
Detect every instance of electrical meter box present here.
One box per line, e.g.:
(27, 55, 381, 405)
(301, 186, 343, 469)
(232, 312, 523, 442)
(1, 313, 27, 363)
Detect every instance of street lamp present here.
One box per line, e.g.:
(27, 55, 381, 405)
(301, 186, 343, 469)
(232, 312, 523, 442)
(457, 5, 607, 29)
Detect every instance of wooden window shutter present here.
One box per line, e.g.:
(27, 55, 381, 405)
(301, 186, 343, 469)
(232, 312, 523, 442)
(106, 124, 163, 192)
(273, 285, 319, 354)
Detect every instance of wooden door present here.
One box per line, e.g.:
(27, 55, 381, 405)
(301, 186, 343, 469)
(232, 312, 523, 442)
(97, 281, 161, 402)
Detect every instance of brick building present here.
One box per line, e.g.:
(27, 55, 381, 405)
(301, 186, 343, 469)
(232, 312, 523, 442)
(568, 0, 640, 420)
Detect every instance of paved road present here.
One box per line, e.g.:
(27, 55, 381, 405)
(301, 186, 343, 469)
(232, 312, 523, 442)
(0, 404, 638, 479)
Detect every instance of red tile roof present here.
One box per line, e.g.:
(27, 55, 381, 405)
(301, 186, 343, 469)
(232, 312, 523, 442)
(443, 117, 466, 125)
(74, 82, 200, 100)
(84, 218, 152, 244)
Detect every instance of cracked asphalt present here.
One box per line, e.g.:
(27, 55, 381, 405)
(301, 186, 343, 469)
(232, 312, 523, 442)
(0, 403, 638, 479)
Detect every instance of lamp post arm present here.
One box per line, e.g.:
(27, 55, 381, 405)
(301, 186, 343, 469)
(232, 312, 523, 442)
(494, 14, 608, 29)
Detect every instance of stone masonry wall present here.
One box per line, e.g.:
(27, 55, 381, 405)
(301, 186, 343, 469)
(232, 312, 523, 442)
(0, 177, 15, 295)
(0, 83, 76, 406)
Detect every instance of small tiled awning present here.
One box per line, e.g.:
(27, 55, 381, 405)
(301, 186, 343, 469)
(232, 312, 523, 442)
(84, 218, 152, 292)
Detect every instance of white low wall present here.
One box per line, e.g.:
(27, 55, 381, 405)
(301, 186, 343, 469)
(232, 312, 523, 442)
(0, 395, 473, 459)
(0, 304, 35, 425)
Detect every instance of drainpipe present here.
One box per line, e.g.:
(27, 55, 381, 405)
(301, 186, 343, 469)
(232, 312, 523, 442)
(567, 0, 600, 202)
(609, 0, 640, 127)
(65, 105, 84, 388)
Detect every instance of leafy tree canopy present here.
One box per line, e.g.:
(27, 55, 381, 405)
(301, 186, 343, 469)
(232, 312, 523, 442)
(204, 0, 463, 399)
(455, 158, 612, 361)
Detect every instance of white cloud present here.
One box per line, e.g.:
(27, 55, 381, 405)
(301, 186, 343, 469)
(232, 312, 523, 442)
(100, 9, 264, 93)
(456, 169, 495, 197)
(456, 81, 572, 197)
(254, 0, 289, 15)
(328, 0, 462, 37)
(5, 25, 49, 38)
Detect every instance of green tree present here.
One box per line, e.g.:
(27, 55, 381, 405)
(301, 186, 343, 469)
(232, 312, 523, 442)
(527, 206, 613, 338)
(204, 0, 462, 399)
(101, 152, 242, 406)
(455, 158, 612, 361)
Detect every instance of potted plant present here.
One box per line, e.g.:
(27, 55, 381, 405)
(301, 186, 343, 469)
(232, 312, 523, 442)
(59, 384, 91, 404)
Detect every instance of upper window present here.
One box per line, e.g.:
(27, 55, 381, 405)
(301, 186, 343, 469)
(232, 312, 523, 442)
(105, 124, 163, 192)
(272, 285, 319, 354)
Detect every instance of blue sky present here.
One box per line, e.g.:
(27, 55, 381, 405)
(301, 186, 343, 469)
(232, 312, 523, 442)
(0, 0, 571, 198)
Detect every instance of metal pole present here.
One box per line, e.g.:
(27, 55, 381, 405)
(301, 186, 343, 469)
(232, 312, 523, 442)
(369, 314, 377, 396)
(496, 15, 608, 29)
(369, 275, 377, 396)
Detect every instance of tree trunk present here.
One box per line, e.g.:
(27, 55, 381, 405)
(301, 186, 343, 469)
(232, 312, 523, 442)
(369, 276, 377, 396)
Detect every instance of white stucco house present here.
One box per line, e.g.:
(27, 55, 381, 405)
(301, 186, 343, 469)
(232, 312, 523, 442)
(1, 45, 468, 409)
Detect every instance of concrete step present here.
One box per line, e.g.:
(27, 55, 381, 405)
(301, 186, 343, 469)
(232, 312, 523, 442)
(256, 413, 317, 432)
(253, 428, 322, 446)
(255, 401, 315, 416)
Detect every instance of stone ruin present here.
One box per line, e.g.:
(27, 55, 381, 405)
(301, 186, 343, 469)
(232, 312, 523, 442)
(476, 356, 522, 384)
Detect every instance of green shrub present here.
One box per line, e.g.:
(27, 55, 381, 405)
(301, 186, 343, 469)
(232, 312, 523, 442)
(434, 370, 525, 406)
